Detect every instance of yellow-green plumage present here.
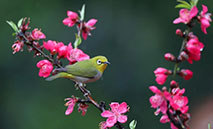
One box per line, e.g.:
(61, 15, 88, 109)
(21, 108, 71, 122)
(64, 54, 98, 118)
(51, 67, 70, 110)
(46, 56, 109, 83)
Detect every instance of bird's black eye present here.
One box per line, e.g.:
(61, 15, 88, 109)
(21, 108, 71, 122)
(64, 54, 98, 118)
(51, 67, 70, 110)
(97, 59, 102, 65)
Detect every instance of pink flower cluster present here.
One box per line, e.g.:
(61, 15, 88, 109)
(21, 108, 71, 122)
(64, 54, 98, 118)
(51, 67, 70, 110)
(154, 67, 193, 85)
(100, 102, 129, 128)
(36, 41, 90, 77)
(174, 5, 211, 34)
(43, 40, 90, 63)
(64, 96, 89, 116)
(63, 10, 97, 40)
(150, 4, 211, 129)
(12, 27, 46, 54)
(149, 85, 189, 129)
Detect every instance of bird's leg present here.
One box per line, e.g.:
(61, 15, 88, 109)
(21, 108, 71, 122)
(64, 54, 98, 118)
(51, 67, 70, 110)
(74, 82, 79, 90)
(77, 83, 91, 96)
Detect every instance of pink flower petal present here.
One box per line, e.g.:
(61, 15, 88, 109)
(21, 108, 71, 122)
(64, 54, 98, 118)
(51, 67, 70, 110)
(82, 31, 88, 40)
(118, 102, 128, 114)
(155, 74, 167, 85)
(160, 115, 169, 123)
(117, 115, 127, 123)
(106, 116, 117, 127)
(149, 86, 161, 94)
(65, 103, 75, 115)
(189, 6, 198, 18)
(101, 110, 114, 118)
(181, 105, 189, 114)
(201, 5, 208, 16)
(171, 123, 178, 129)
(67, 11, 78, 19)
(173, 18, 183, 24)
(86, 19, 97, 27)
(109, 102, 119, 110)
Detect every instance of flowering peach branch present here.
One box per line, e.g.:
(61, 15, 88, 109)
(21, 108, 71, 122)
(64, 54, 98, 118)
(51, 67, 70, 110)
(149, 1, 211, 129)
(7, 5, 128, 129)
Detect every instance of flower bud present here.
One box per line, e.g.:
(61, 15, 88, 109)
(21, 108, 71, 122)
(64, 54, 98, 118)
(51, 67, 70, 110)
(180, 69, 193, 80)
(164, 53, 175, 61)
(170, 80, 178, 88)
(176, 29, 183, 37)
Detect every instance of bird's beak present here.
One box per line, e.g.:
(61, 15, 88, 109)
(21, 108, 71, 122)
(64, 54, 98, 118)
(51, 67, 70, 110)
(103, 61, 110, 64)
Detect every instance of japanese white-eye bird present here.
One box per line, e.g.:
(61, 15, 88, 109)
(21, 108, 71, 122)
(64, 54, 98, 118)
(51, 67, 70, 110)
(46, 56, 110, 84)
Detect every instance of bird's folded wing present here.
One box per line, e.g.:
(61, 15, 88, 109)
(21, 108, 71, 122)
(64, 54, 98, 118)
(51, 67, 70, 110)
(65, 60, 98, 78)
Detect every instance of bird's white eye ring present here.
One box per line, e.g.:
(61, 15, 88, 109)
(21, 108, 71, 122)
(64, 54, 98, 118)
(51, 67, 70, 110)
(97, 59, 102, 65)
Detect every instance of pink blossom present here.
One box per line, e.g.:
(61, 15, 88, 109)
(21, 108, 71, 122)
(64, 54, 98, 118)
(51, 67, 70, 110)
(170, 88, 188, 116)
(36, 60, 53, 78)
(101, 102, 128, 128)
(180, 69, 193, 80)
(63, 11, 79, 27)
(82, 19, 97, 40)
(149, 86, 170, 115)
(64, 96, 78, 115)
(164, 53, 175, 61)
(12, 40, 24, 54)
(56, 42, 68, 58)
(154, 67, 171, 85)
(198, 5, 212, 34)
(186, 38, 204, 64)
(160, 115, 178, 129)
(31, 28, 46, 40)
(78, 103, 89, 116)
(66, 43, 90, 64)
(169, 94, 189, 114)
(43, 40, 58, 54)
(173, 6, 198, 24)
(99, 121, 107, 129)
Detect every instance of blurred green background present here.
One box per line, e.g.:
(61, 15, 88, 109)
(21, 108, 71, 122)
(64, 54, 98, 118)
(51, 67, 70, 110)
(1, 0, 213, 129)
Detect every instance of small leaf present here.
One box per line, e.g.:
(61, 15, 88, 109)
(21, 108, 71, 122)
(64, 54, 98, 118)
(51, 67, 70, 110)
(190, 0, 199, 7)
(6, 21, 19, 32)
(175, 4, 191, 9)
(177, 0, 191, 7)
(80, 4, 86, 21)
(74, 33, 82, 48)
(17, 18, 24, 28)
(129, 120, 137, 129)
(12, 33, 16, 36)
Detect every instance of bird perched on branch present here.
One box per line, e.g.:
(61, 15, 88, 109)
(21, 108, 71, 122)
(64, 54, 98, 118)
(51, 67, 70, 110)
(46, 56, 110, 84)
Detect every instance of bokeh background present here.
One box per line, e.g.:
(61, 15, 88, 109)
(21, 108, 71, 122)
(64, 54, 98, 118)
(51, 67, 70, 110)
(1, 0, 213, 129)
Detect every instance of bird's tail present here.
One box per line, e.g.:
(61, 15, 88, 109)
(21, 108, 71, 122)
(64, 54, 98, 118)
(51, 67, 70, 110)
(46, 72, 74, 81)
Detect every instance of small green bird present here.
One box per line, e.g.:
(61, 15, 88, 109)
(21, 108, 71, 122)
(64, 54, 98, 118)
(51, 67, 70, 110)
(46, 56, 110, 84)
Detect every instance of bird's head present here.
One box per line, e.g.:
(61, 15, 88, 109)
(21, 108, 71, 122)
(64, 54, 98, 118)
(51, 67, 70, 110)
(91, 56, 110, 73)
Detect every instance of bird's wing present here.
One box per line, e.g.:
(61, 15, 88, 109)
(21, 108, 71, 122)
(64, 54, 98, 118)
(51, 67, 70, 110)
(65, 60, 98, 78)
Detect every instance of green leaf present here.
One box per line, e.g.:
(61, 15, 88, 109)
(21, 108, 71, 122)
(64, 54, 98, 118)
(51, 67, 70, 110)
(177, 0, 191, 6)
(6, 21, 18, 32)
(80, 4, 85, 21)
(12, 32, 16, 36)
(129, 120, 137, 129)
(190, 0, 199, 7)
(74, 33, 82, 48)
(17, 18, 24, 28)
(208, 123, 211, 129)
(175, 4, 191, 9)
